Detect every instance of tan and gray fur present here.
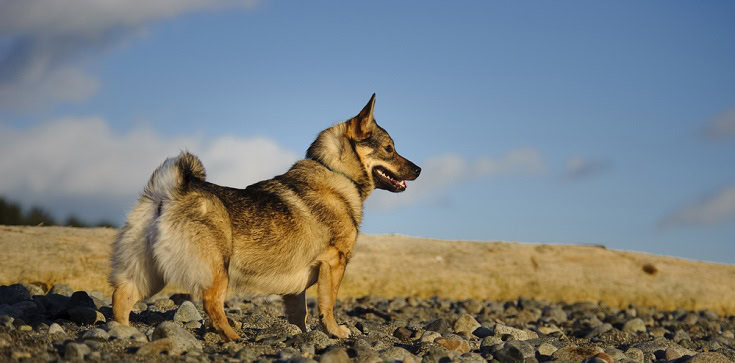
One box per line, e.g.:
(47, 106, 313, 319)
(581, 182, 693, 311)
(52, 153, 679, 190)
(109, 94, 420, 339)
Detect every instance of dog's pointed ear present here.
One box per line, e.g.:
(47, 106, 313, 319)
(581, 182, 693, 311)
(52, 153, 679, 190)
(347, 93, 376, 140)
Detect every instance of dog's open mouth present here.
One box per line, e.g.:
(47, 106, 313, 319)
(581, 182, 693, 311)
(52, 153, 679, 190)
(373, 166, 407, 193)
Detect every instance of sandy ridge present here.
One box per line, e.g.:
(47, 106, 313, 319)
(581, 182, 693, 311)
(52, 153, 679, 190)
(1, 225, 733, 315)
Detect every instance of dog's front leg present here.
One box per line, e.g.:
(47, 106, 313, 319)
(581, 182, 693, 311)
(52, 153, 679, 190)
(317, 255, 350, 338)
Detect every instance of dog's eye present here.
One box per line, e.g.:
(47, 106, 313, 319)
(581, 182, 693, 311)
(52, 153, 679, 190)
(384, 145, 393, 153)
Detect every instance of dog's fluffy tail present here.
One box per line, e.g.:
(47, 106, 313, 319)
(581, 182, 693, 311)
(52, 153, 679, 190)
(143, 151, 206, 203)
(109, 151, 206, 299)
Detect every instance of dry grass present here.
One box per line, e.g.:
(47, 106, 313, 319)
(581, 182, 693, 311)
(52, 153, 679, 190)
(1, 226, 733, 315)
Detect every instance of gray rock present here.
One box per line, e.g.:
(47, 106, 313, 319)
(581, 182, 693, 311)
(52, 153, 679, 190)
(150, 321, 202, 354)
(420, 330, 441, 343)
(69, 291, 97, 309)
(684, 352, 731, 363)
(32, 293, 70, 316)
(320, 347, 350, 363)
(82, 328, 110, 341)
(453, 314, 481, 337)
(21, 283, 45, 296)
(235, 348, 261, 361)
(174, 301, 203, 323)
(624, 347, 644, 363)
(552, 345, 604, 362)
(494, 340, 535, 362)
(49, 284, 74, 297)
(106, 321, 140, 340)
(623, 318, 646, 334)
(472, 326, 493, 338)
(494, 323, 538, 341)
(68, 306, 105, 325)
(0, 284, 31, 305)
(537, 342, 558, 356)
(585, 323, 613, 339)
(543, 307, 568, 323)
(393, 326, 413, 340)
(0, 305, 22, 319)
(12, 300, 41, 318)
(65, 342, 91, 360)
(287, 330, 336, 350)
(673, 329, 691, 342)
(131, 333, 148, 343)
(380, 346, 418, 362)
(48, 322, 65, 335)
(679, 313, 699, 325)
(664, 344, 696, 361)
(133, 301, 147, 312)
(424, 318, 451, 334)
(184, 321, 202, 329)
(0, 315, 14, 328)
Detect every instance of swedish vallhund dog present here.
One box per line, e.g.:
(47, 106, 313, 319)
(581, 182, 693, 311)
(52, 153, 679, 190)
(109, 94, 421, 339)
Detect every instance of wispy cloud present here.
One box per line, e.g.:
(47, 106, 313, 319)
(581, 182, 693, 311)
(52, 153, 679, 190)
(565, 156, 613, 180)
(0, 0, 257, 110)
(0, 117, 297, 223)
(659, 185, 735, 229)
(368, 148, 547, 210)
(702, 108, 735, 141)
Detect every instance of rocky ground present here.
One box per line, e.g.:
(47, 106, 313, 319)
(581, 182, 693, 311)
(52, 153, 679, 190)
(1, 283, 734, 362)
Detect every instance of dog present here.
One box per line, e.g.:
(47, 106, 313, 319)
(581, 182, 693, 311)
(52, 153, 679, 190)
(109, 94, 420, 340)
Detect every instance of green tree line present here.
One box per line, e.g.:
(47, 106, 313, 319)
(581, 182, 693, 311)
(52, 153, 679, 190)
(0, 196, 116, 228)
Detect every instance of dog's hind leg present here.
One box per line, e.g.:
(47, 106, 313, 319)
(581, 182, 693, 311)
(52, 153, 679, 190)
(109, 199, 165, 325)
(202, 270, 240, 341)
(284, 291, 307, 332)
(112, 282, 141, 325)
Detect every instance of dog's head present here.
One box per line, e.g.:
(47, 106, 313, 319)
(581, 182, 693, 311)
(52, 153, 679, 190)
(345, 94, 421, 193)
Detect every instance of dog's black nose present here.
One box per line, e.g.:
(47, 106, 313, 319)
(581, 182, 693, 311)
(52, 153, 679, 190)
(414, 165, 421, 177)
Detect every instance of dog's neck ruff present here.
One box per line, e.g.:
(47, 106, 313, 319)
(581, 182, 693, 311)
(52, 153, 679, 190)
(309, 157, 368, 200)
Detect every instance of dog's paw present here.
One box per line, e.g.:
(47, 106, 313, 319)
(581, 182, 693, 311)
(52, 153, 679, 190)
(333, 324, 351, 339)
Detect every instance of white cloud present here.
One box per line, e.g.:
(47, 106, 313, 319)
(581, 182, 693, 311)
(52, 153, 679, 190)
(565, 156, 613, 180)
(703, 108, 735, 141)
(659, 185, 735, 229)
(0, 0, 258, 110)
(367, 148, 547, 210)
(0, 117, 297, 223)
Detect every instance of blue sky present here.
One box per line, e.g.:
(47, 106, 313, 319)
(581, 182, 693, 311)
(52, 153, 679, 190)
(1, 1, 734, 263)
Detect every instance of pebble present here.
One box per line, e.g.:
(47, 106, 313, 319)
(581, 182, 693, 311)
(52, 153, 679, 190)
(685, 352, 731, 363)
(381, 346, 419, 362)
(424, 318, 452, 334)
(420, 330, 441, 343)
(82, 328, 110, 341)
(494, 323, 538, 341)
(48, 322, 65, 335)
(133, 301, 148, 312)
(494, 340, 535, 361)
(1, 281, 734, 362)
(553, 345, 604, 362)
(0, 284, 31, 305)
(65, 342, 91, 360)
(537, 342, 558, 356)
(174, 301, 203, 323)
(148, 321, 202, 355)
(453, 313, 481, 336)
(48, 284, 74, 297)
(434, 337, 470, 353)
(68, 306, 106, 325)
(106, 321, 140, 340)
(623, 318, 647, 334)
